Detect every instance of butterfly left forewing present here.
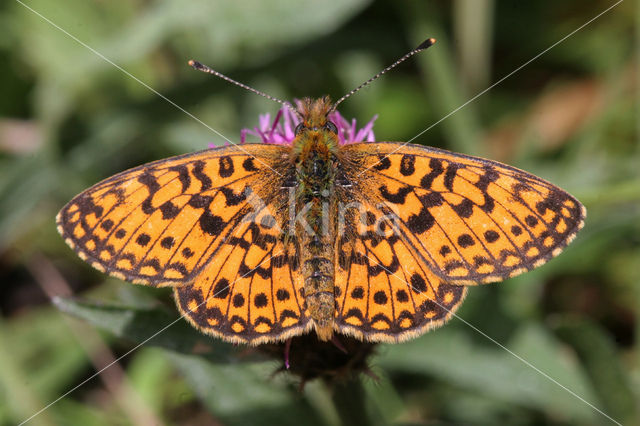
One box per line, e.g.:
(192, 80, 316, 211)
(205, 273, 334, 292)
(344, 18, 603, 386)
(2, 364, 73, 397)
(57, 144, 289, 286)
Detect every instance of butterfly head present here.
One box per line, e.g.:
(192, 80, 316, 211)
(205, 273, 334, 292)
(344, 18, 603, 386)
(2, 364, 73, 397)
(294, 97, 339, 136)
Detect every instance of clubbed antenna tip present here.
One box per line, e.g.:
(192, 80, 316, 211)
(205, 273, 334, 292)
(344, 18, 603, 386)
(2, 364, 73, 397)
(188, 59, 202, 69)
(417, 38, 436, 49)
(331, 37, 437, 112)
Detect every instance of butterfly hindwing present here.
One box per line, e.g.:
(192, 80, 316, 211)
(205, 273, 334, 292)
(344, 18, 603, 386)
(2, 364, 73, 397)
(174, 211, 310, 344)
(334, 199, 467, 342)
(342, 142, 586, 285)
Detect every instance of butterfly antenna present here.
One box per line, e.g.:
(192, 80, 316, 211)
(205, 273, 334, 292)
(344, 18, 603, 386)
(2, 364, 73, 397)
(331, 38, 437, 113)
(188, 60, 302, 120)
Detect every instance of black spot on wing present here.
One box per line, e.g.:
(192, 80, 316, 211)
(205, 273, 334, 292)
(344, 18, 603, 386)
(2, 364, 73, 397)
(484, 230, 500, 243)
(444, 163, 462, 191)
(219, 156, 234, 178)
(451, 199, 474, 219)
(399, 154, 415, 176)
(138, 172, 160, 215)
(200, 212, 225, 235)
(396, 289, 409, 302)
(473, 166, 499, 213)
(160, 236, 175, 249)
(169, 164, 191, 192)
(410, 274, 427, 293)
(351, 287, 364, 299)
(159, 201, 180, 219)
(457, 234, 475, 248)
(233, 294, 245, 307)
(192, 161, 212, 191)
(525, 215, 538, 227)
(276, 289, 290, 301)
(136, 233, 151, 246)
(406, 208, 435, 233)
(100, 219, 114, 231)
(212, 278, 230, 299)
(373, 155, 391, 171)
(420, 158, 444, 189)
(220, 187, 246, 206)
(439, 245, 451, 256)
(189, 194, 213, 209)
(373, 291, 388, 305)
(242, 157, 258, 172)
(420, 192, 444, 208)
(254, 293, 268, 308)
(379, 185, 412, 204)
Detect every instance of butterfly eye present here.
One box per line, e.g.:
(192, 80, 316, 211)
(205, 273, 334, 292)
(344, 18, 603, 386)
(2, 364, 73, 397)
(294, 123, 306, 135)
(325, 121, 338, 134)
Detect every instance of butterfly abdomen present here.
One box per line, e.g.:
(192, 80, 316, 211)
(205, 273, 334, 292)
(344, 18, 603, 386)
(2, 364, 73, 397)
(301, 239, 335, 341)
(295, 133, 338, 341)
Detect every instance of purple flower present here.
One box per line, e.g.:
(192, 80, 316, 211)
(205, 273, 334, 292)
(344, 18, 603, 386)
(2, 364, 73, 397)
(239, 101, 377, 146)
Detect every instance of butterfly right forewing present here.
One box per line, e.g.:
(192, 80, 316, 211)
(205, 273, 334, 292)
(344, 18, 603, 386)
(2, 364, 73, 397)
(343, 142, 586, 285)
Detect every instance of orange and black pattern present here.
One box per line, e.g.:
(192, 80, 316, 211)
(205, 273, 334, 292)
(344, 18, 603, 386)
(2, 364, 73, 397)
(58, 101, 585, 345)
(343, 143, 586, 285)
(334, 198, 467, 342)
(58, 145, 314, 343)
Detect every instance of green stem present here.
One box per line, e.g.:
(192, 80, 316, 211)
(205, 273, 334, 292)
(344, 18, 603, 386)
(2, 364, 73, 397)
(331, 377, 372, 426)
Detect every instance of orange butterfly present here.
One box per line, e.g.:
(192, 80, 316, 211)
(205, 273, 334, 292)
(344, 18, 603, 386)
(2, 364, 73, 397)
(57, 39, 585, 345)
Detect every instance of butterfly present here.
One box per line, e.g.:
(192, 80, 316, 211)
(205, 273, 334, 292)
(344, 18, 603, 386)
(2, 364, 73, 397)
(57, 39, 585, 345)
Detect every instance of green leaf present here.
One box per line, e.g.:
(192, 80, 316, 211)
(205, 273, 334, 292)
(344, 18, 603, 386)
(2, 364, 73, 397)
(53, 296, 254, 363)
(379, 326, 600, 423)
(553, 318, 638, 425)
(167, 353, 325, 426)
(127, 348, 187, 415)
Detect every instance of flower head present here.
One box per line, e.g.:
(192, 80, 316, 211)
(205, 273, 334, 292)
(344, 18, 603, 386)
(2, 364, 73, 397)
(240, 100, 377, 145)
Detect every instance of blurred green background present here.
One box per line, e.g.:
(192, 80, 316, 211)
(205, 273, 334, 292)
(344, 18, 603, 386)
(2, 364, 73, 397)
(1, 0, 638, 424)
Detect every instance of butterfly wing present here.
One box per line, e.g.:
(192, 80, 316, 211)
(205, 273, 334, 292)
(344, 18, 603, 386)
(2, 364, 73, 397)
(58, 144, 309, 343)
(57, 144, 284, 286)
(341, 142, 586, 285)
(334, 199, 467, 342)
(174, 211, 310, 344)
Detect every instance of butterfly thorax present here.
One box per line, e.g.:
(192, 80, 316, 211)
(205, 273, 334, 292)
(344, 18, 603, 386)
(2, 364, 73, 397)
(292, 98, 340, 341)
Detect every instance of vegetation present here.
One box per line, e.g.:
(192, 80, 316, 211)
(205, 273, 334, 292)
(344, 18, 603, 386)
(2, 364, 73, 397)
(0, 0, 637, 424)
